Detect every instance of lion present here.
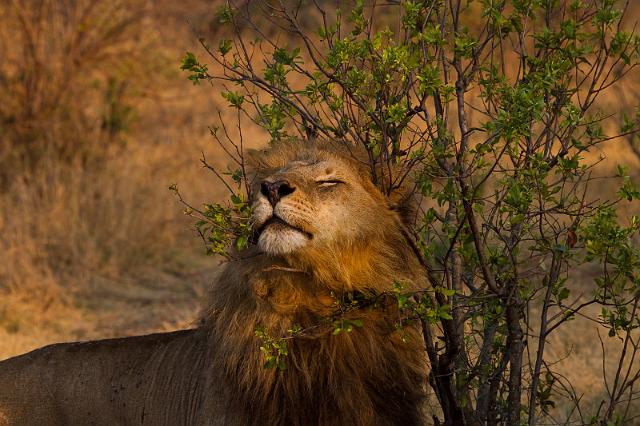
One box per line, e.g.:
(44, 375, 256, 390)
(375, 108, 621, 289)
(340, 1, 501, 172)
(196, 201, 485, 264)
(0, 140, 429, 425)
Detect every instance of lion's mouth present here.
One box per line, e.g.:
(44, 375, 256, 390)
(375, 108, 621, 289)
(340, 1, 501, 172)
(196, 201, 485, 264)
(256, 216, 313, 239)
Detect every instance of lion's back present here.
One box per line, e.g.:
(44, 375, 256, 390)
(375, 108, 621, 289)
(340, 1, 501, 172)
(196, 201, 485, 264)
(0, 328, 225, 426)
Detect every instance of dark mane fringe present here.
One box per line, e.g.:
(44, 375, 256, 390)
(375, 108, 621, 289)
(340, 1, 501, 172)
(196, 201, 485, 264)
(203, 257, 428, 426)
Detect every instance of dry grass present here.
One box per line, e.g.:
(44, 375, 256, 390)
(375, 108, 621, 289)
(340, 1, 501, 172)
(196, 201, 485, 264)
(0, 0, 249, 359)
(0, 139, 226, 359)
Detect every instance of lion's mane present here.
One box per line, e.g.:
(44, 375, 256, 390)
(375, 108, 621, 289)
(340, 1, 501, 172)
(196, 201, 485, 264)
(201, 141, 430, 426)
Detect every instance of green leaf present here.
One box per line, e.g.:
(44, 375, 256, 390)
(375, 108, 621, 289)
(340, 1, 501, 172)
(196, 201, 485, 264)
(219, 39, 232, 56)
(180, 52, 209, 84)
(221, 91, 244, 108)
(217, 5, 234, 24)
(235, 234, 248, 250)
(273, 47, 300, 65)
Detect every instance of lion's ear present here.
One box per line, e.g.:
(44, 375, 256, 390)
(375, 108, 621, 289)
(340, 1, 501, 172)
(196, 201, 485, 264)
(387, 189, 418, 227)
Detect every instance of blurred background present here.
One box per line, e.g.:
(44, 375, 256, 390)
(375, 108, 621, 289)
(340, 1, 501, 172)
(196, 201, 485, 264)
(2, 0, 640, 416)
(0, 0, 268, 359)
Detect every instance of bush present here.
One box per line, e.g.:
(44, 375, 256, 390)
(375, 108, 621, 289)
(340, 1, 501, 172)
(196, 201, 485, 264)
(184, 1, 640, 424)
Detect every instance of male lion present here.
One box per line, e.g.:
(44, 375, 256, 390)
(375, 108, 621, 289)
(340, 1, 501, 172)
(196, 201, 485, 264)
(0, 141, 429, 425)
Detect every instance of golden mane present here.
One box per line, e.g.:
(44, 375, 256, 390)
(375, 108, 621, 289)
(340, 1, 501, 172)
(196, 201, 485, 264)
(201, 140, 430, 425)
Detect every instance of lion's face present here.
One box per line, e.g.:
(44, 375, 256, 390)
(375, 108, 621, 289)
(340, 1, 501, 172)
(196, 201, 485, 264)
(251, 153, 389, 256)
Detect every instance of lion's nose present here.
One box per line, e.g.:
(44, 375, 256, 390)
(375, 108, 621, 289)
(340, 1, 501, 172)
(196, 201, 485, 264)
(260, 180, 295, 207)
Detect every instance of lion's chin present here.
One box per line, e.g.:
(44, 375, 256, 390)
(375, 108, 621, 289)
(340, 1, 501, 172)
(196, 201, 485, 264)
(257, 225, 309, 255)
